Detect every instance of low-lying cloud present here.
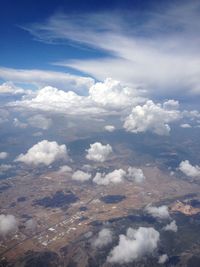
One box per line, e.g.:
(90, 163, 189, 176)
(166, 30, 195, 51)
(0, 214, 18, 237)
(93, 169, 126, 185)
(179, 160, 200, 177)
(86, 142, 112, 162)
(107, 227, 160, 263)
(15, 140, 68, 166)
(93, 228, 113, 248)
(145, 205, 170, 220)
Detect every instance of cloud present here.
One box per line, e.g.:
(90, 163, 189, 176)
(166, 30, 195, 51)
(93, 228, 113, 248)
(72, 170, 91, 182)
(27, 114, 52, 130)
(0, 152, 9, 159)
(86, 142, 112, 162)
(0, 82, 29, 95)
(127, 167, 145, 183)
(0, 214, 18, 237)
(104, 125, 115, 132)
(163, 220, 178, 232)
(123, 100, 180, 135)
(0, 67, 94, 94)
(163, 100, 179, 110)
(180, 123, 192, 128)
(25, 3, 200, 98)
(58, 165, 72, 173)
(8, 77, 146, 116)
(93, 169, 126, 185)
(107, 227, 160, 263)
(89, 78, 145, 109)
(11, 86, 107, 116)
(158, 254, 168, 264)
(145, 205, 170, 220)
(179, 160, 200, 177)
(15, 140, 68, 166)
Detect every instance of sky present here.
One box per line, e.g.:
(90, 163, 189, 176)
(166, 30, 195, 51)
(1, 0, 200, 101)
(1, 1, 200, 256)
(1, 0, 153, 70)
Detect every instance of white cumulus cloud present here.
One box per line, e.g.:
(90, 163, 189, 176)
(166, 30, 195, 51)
(10, 86, 106, 116)
(180, 123, 192, 128)
(72, 170, 91, 182)
(123, 100, 180, 135)
(163, 220, 178, 232)
(107, 227, 160, 263)
(0, 214, 18, 237)
(93, 169, 126, 185)
(146, 205, 170, 220)
(179, 160, 200, 177)
(89, 78, 145, 109)
(86, 142, 112, 162)
(94, 228, 113, 248)
(0, 152, 9, 159)
(15, 140, 68, 166)
(104, 125, 116, 132)
(127, 167, 145, 183)
(158, 254, 168, 264)
(58, 165, 72, 173)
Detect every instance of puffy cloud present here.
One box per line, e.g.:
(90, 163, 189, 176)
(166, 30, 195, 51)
(93, 169, 126, 185)
(0, 152, 8, 159)
(58, 165, 72, 173)
(89, 78, 145, 109)
(7, 78, 145, 116)
(86, 142, 112, 162)
(72, 170, 91, 182)
(163, 100, 179, 110)
(127, 167, 145, 183)
(158, 254, 168, 264)
(107, 227, 160, 263)
(27, 114, 52, 130)
(15, 140, 68, 166)
(180, 123, 192, 128)
(11, 86, 106, 115)
(0, 214, 18, 237)
(94, 228, 113, 248)
(104, 125, 115, 132)
(179, 160, 200, 178)
(145, 205, 170, 220)
(163, 220, 178, 232)
(123, 100, 180, 135)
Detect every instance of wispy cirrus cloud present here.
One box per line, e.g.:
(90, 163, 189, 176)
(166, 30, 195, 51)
(21, 1, 200, 98)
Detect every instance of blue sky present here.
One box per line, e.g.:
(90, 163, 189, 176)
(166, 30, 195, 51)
(0, 0, 169, 70)
(0, 0, 200, 100)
